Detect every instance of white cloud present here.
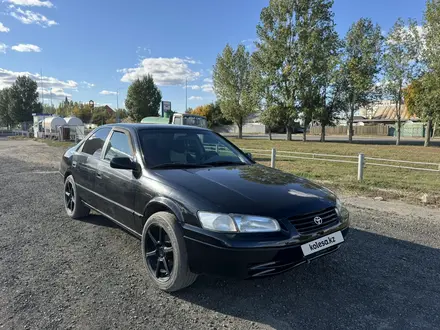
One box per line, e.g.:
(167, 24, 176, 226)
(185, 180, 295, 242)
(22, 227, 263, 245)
(183, 84, 200, 90)
(11, 43, 41, 52)
(0, 44, 7, 54)
(99, 90, 117, 95)
(0, 23, 10, 33)
(188, 96, 202, 101)
(201, 84, 214, 93)
(119, 57, 201, 85)
(10, 8, 58, 27)
(203, 77, 213, 83)
(40, 87, 72, 101)
(0, 68, 77, 100)
(81, 81, 95, 88)
(6, 0, 54, 7)
(95, 102, 113, 107)
(241, 38, 258, 51)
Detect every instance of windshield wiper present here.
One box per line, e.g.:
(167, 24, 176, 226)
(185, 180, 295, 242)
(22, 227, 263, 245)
(149, 163, 212, 169)
(203, 160, 246, 167)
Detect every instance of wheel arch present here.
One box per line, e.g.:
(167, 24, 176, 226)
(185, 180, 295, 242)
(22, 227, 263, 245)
(142, 197, 185, 228)
(64, 170, 72, 182)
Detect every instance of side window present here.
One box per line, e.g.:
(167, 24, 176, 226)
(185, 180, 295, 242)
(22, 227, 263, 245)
(104, 131, 133, 161)
(81, 127, 111, 158)
(174, 116, 182, 125)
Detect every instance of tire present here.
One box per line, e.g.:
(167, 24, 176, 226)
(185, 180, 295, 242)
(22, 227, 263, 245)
(141, 211, 198, 292)
(64, 175, 90, 219)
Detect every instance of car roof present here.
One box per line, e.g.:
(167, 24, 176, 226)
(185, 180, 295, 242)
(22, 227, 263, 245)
(102, 123, 210, 132)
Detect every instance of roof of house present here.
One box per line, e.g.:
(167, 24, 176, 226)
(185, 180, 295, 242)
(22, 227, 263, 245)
(357, 102, 419, 122)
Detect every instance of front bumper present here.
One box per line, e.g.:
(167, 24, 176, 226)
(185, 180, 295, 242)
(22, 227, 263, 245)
(183, 223, 349, 279)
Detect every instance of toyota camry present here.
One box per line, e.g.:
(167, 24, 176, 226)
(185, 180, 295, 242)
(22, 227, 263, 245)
(60, 124, 350, 292)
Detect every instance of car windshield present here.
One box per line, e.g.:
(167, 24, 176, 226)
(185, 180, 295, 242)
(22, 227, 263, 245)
(138, 128, 250, 168)
(182, 115, 208, 128)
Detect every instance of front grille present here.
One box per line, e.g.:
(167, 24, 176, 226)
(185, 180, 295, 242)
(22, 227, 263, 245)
(289, 207, 339, 235)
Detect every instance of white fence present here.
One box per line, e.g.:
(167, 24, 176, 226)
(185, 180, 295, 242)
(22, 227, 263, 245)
(214, 123, 266, 134)
(205, 145, 440, 181)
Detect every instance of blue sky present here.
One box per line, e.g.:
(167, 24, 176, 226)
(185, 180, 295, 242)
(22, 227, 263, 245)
(0, 0, 425, 112)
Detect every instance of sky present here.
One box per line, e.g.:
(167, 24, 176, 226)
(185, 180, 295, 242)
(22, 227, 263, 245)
(0, 0, 426, 113)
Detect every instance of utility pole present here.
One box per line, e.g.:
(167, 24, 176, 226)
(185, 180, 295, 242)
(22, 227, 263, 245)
(50, 88, 53, 109)
(40, 69, 44, 105)
(185, 78, 188, 112)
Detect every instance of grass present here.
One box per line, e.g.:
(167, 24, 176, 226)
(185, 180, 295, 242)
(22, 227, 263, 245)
(230, 138, 440, 204)
(7, 135, 75, 148)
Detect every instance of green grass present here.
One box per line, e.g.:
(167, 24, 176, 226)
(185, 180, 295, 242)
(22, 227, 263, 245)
(230, 138, 440, 204)
(36, 138, 75, 148)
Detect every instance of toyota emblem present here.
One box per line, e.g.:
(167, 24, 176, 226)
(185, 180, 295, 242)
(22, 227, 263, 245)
(314, 216, 323, 225)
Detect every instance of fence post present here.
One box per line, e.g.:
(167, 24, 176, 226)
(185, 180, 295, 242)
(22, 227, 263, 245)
(271, 148, 276, 168)
(358, 153, 364, 181)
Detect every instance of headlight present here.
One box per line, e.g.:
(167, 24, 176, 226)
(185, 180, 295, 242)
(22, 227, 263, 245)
(197, 212, 280, 233)
(336, 198, 342, 213)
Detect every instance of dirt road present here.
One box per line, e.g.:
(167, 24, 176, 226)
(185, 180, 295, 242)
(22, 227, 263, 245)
(1, 140, 439, 329)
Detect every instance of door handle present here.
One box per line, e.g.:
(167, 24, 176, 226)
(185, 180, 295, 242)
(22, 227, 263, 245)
(96, 172, 102, 179)
(72, 161, 77, 168)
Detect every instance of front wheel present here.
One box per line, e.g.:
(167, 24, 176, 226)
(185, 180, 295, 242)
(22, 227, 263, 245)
(141, 212, 197, 292)
(64, 175, 90, 219)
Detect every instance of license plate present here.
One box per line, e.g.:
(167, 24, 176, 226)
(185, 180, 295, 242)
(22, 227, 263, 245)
(301, 231, 344, 256)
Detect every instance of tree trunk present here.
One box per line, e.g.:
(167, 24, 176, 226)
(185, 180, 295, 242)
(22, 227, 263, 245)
(348, 108, 354, 143)
(237, 124, 243, 139)
(432, 121, 437, 138)
(320, 125, 325, 142)
(396, 101, 401, 146)
(268, 128, 272, 140)
(348, 94, 356, 143)
(286, 126, 292, 141)
(424, 118, 432, 147)
(302, 121, 307, 142)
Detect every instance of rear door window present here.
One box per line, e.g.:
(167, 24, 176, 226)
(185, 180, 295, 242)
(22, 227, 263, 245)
(81, 127, 112, 158)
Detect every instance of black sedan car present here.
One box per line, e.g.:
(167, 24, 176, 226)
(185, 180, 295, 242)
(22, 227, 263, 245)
(60, 124, 349, 291)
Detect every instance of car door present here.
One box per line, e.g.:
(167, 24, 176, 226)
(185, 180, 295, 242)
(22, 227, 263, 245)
(94, 128, 137, 230)
(72, 127, 112, 205)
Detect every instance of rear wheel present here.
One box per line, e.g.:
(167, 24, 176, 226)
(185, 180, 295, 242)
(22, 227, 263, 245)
(64, 175, 90, 219)
(141, 211, 197, 292)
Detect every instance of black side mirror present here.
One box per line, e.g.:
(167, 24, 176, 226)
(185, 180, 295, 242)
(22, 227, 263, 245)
(245, 152, 253, 160)
(110, 157, 137, 170)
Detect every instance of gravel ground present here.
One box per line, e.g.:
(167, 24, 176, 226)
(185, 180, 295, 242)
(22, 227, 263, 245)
(1, 139, 439, 330)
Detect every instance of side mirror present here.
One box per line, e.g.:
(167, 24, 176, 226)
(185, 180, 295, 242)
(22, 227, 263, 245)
(245, 152, 253, 160)
(110, 157, 137, 170)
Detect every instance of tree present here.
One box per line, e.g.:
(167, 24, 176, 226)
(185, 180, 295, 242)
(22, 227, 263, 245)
(383, 18, 423, 145)
(213, 44, 258, 138)
(424, 0, 440, 73)
(125, 74, 162, 122)
(260, 106, 282, 140)
(91, 107, 112, 125)
(293, 0, 340, 142)
(342, 18, 382, 143)
(404, 73, 440, 147)
(253, 0, 299, 140)
(191, 104, 211, 119)
(316, 57, 348, 142)
(8, 76, 42, 125)
(72, 104, 92, 123)
(185, 107, 193, 114)
(0, 88, 14, 129)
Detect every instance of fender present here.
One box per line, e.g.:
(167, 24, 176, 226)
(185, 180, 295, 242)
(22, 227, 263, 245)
(143, 196, 186, 224)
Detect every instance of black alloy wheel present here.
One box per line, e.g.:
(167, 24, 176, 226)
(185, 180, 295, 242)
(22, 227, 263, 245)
(144, 224, 174, 280)
(141, 212, 198, 292)
(65, 180, 75, 213)
(64, 175, 90, 219)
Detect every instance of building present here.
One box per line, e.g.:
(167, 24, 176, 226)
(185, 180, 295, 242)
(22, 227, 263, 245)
(355, 100, 420, 125)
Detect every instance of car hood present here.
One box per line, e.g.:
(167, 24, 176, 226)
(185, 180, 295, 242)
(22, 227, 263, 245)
(154, 164, 336, 219)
